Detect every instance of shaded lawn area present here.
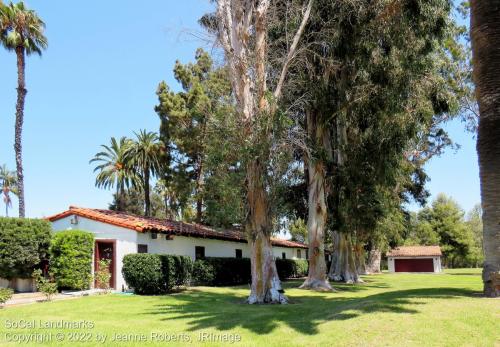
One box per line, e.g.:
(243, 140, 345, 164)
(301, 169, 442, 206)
(0, 269, 498, 346)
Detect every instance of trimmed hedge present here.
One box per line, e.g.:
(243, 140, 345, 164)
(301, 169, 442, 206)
(276, 259, 308, 279)
(191, 257, 308, 286)
(191, 260, 215, 285)
(49, 230, 94, 290)
(0, 218, 52, 279)
(122, 254, 192, 294)
(202, 257, 251, 286)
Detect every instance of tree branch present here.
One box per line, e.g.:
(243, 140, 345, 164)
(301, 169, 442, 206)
(273, 0, 313, 101)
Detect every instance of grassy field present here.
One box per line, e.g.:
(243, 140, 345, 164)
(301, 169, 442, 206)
(0, 268, 498, 347)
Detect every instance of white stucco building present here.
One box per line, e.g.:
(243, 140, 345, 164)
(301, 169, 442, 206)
(387, 246, 442, 273)
(48, 206, 308, 291)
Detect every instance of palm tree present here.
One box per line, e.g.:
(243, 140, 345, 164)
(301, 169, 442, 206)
(0, 1, 47, 218)
(471, 0, 500, 297)
(0, 164, 17, 217)
(90, 137, 135, 211)
(130, 130, 162, 217)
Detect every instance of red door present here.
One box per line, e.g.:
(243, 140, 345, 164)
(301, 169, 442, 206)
(395, 258, 434, 272)
(94, 240, 116, 289)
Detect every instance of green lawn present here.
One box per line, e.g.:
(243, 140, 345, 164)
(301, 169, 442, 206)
(0, 269, 498, 347)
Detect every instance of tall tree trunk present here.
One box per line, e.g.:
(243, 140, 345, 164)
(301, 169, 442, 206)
(354, 242, 367, 275)
(365, 249, 382, 274)
(15, 47, 26, 218)
(195, 156, 205, 223)
(4, 192, 8, 217)
(471, 0, 500, 297)
(300, 111, 332, 291)
(246, 160, 287, 304)
(115, 184, 127, 212)
(216, 0, 311, 304)
(144, 167, 151, 217)
(328, 230, 363, 283)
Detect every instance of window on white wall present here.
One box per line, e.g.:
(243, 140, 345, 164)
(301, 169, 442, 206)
(138, 244, 148, 253)
(297, 249, 301, 259)
(235, 249, 242, 258)
(282, 252, 286, 259)
(195, 246, 205, 260)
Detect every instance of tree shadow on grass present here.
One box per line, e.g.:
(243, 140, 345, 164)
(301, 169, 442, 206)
(144, 286, 476, 336)
(443, 272, 481, 276)
(282, 278, 393, 293)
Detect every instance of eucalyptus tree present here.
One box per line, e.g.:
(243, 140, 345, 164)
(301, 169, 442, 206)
(0, 164, 17, 217)
(273, 0, 462, 284)
(90, 137, 135, 211)
(470, 0, 500, 297)
(129, 130, 163, 217)
(0, 1, 47, 217)
(325, 0, 462, 282)
(214, 0, 312, 304)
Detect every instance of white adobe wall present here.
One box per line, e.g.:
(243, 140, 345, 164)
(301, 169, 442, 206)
(51, 216, 304, 291)
(52, 216, 139, 290)
(433, 257, 442, 272)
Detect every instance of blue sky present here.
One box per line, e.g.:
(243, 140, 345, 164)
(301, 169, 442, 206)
(0, 1, 480, 218)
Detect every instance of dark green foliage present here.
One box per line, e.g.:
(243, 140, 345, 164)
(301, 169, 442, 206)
(191, 257, 308, 286)
(0, 217, 52, 279)
(191, 259, 215, 285)
(172, 255, 193, 286)
(403, 194, 482, 268)
(203, 257, 252, 286)
(155, 48, 243, 226)
(276, 259, 308, 279)
(0, 288, 13, 305)
(122, 254, 192, 294)
(109, 187, 166, 218)
(122, 254, 164, 295)
(49, 230, 94, 290)
(159, 255, 193, 288)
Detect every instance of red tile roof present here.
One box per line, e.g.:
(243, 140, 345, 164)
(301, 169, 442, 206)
(386, 246, 442, 257)
(47, 206, 308, 249)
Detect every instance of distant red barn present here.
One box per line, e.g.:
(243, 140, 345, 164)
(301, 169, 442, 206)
(387, 246, 442, 273)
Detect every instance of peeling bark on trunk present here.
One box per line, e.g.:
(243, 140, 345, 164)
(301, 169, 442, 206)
(354, 244, 367, 275)
(216, 0, 312, 304)
(195, 156, 205, 223)
(15, 47, 26, 218)
(471, 0, 500, 297)
(246, 160, 287, 304)
(299, 159, 332, 290)
(328, 231, 363, 283)
(365, 250, 382, 274)
(300, 111, 332, 291)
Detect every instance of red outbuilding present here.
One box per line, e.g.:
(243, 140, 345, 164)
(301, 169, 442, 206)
(387, 246, 442, 273)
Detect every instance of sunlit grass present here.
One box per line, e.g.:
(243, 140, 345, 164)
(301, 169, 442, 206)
(0, 269, 498, 346)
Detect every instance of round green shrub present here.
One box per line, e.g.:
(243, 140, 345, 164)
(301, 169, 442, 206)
(192, 260, 215, 285)
(49, 230, 94, 290)
(0, 217, 52, 279)
(122, 254, 165, 294)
